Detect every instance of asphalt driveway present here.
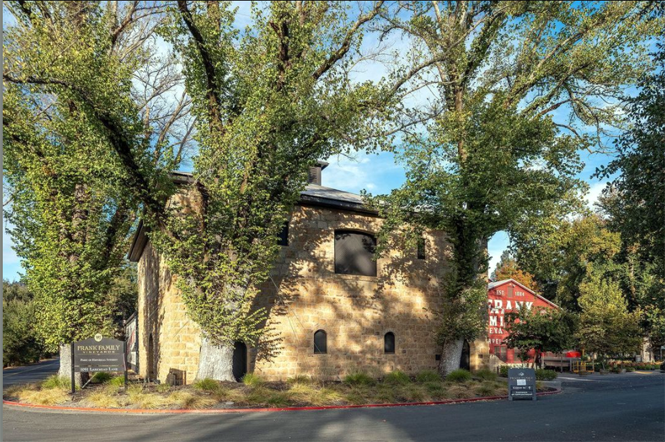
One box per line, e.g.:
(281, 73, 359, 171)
(2, 362, 664, 442)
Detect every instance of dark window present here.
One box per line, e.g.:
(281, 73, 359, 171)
(314, 330, 327, 354)
(334, 230, 377, 276)
(277, 222, 289, 246)
(495, 345, 507, 362)
(417, 237, 426, 259)
(384, 332, 395, 354)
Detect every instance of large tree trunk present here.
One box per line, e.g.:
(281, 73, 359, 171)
(438, 339, 465, 376)
(196, 338, 235, 381)
(58, 344, 86, 387)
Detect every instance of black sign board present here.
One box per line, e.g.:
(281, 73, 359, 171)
(508, 368, 537, 401)
(71, 335, 127, 394)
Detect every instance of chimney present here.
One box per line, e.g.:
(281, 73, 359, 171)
(307, 160, 329, 186)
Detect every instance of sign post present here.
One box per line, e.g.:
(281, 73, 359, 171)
(70, 341, 75, 395)
(72, 335, 127, 392)
(508, 368, 537, 401)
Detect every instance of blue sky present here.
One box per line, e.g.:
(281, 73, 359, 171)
(1, 2, 647, 282)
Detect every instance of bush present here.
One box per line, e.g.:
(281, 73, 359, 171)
(415, 370, 441, 383)
(535, 369, 557, 381)
(193, 378, 220, 392)
(242, 373, 264, 387)
(287, 375, 312, 385)
(3, 291, 44, 367)
(41, 375, 71, 390)
(474, 369, 497, 382)
(625, 366, 636, 372)
(446, 369, 472, 383)
(91, 372, 113, 384)
(384, 371, 411, 385)
(343, 372, 375, 386)
(108, 376, 126, 387)
(474, 382, 497, 397)
(499, 366, 509, 377)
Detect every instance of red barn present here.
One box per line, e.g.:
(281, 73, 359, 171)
(487, 279, 559, 364)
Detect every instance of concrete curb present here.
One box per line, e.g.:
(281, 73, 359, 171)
(3, 389, 561, 415)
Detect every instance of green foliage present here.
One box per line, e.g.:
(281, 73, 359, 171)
(598, 43, 665, 281)
(108, 376, 126, 388)
(41, 375, 72, 391)
(535, 369, 557, 381)
(474, 369, 497, 382)
(446, 369, 472, 383)
(148, 1, 387, 352)
(286, 375, 312, 386)
(576, 270, 643, 361)
(415, 370, 441, 383)
(3, 281, 44, 367)
(193, 378, 221, 392)
(504, 307, 577, 362)
(499, 366, 509, 377)
(343, 372, 376, 386)
(384, 371, 411, 385)
(3, 3, 163, 353)
(370, 0, 661, 368)
(91, 372, 113, 384)
(241, 373, 264, 387)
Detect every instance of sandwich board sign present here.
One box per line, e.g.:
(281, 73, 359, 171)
(71, 334, 127, 394)
(508, 368, 536, 401)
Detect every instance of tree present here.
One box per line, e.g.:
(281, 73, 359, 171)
(504, 307, 577, 368)
(2, 281, 45, 367)
(511, 214, 623, 310)
(492, 251, 538, 291)
(576, 270, 643, 368)
(370, 1, 662, 374)
(597, 43, 665, 281)
(149, 1, 387, 380)
(3, 1, 187, 382)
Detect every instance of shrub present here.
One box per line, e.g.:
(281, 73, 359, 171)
(3, 283, 45, 367)
(499, 366, 509, 377)
(384, 370, 411, 385)
(474, 382, 496, 397)
(535, 369, 557, 381)
(167, 391, 216, 409)
(18, 387, 69, 406)
(286, 375, 312, 385)
(446, 369, 472, 383)
(41, 375, 71, 390)
(625, 366, 635, 372)
(242, 373, 264, 387)
(343, 372, 375, 386)
(91, 372, 113, 384)
(193, 378, 220, 392)
(424, 381, 445, 396)
(415, 370, 441, 383)
(108, 376, 126, 387)
(474, 369, 497, 382)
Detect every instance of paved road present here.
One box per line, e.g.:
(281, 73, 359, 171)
(3, 359, 60, 389)
(3, 367, 664, 442)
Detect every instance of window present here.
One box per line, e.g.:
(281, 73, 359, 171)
(277, 222, 289, 246)
(384, 332, 395, 354)
(495, 345, 507, 362)
(334, 230, 377, 276)
(417, 237, 426, 260)
(314, 330, 327, 354)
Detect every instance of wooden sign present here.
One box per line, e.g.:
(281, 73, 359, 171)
(71, 335, 127, 394)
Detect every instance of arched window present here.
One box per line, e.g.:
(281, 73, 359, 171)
(314, 330, 327, 354)
(384, 332, 395, 354)
(334, 230, 377, 276)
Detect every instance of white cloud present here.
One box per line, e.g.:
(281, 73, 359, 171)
(585, 181, 608, 210)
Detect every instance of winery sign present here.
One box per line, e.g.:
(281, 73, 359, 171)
(71, 334, 127, 393)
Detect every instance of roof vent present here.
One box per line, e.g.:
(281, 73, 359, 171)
(308, 161, 329, 186)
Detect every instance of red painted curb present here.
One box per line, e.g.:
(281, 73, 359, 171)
(2, 389, 561, 414)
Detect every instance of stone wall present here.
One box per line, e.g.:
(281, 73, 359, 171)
(138, 203, 490, 383)
(137, 242, 201, 384)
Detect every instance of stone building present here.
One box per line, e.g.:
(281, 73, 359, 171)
(128, 163, 489, 383)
